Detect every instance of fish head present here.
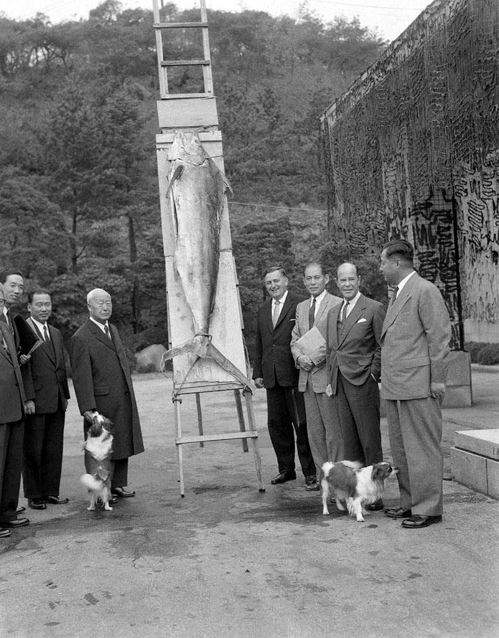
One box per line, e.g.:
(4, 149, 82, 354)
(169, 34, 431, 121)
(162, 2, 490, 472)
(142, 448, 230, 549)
(168, 130, 207, 166)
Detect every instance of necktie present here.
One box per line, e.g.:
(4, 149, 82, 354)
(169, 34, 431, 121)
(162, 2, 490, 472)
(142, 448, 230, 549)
(341, 301, 349, 323)
(104, 324, 111, 339)
(43, 325, 50, 342)
(308, 298, 316, 330)
(272, 300, 280, 328)
(391, 286, 399, 304)
(5, 309, 14, 335)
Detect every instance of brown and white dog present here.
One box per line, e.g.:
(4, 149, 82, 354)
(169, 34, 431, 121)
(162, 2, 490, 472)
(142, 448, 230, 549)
(80, 413, 114, 511)
(321, 460, 398, 521)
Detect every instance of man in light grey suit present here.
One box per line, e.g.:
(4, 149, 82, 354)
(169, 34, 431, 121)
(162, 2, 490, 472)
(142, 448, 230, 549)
(380, 239, 451, 529)
(291, 263, 342, 490)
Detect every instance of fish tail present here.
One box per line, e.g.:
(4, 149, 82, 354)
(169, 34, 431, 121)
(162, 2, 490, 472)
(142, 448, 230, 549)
(205, 342, 253, 393)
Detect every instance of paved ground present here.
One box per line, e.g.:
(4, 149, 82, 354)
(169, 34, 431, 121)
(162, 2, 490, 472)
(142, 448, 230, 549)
(0, 367, 498, 637)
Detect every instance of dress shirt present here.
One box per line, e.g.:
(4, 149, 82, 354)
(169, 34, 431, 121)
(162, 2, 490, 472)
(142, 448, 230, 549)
(272, 291, 288, 324)
(309, 289, 327, 321)
(340, 291, 361, 319)
(89, 317, 111, 335)
(31, 317, 50, 340)
(396, 270, 416, 294)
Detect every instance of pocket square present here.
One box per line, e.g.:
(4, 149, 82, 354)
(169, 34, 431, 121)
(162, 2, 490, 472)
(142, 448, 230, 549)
(357, 318, 367, 323)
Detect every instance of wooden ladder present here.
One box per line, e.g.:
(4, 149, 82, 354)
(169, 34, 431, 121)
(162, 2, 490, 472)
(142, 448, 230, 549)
(152, 0, 219, 131)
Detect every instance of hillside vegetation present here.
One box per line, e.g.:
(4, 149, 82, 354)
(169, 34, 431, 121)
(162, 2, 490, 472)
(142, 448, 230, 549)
(0, 0, 386, 356)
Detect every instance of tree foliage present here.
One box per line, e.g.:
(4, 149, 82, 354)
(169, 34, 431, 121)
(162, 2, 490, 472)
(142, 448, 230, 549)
(0, 3, 386, 355)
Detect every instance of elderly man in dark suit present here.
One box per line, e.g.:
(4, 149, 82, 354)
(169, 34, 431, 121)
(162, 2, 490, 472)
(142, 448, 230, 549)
(253, 266, 315, 486)
(291, 263, 342, 490)
(23, 289, 70, 510)
(380, 239, 451, 529)
(70, 288, 144, 499)
(0, 283, 31, 536)
(326, 263, 386, 478)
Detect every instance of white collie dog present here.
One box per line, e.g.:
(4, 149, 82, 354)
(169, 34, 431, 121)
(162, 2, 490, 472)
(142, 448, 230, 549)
(321, 460, 398, 521)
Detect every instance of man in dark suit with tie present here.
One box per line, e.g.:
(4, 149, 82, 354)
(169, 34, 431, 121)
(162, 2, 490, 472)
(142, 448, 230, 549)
(0, 270, 36, 402)
(23, 289, 70, 510)
(380, 239, 451, 529)
(0, 283, 31, 535)
(70, 288, 144, 498)
(326, 263, 386, 507)
(253, 267, 315, 486)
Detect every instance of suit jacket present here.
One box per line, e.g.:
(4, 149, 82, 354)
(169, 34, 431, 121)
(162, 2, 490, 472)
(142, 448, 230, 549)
(0, 323, 26, 423)
(26, 318, 70, 414)
(291, 292, 342, 393)
(253, 292, 304, 388)
(0, 311, 34, 400)
(326, 294, 386, 394)
(70, 320, 144, 459)
(380, 273, 451, 400)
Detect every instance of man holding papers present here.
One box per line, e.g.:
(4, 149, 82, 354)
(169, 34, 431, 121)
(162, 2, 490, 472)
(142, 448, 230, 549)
(291, 263, 342, 490)
(326, 263, 386, 503)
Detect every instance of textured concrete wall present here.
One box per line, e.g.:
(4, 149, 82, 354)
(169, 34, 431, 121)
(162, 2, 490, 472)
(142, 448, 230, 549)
(322, 0, 499, 347)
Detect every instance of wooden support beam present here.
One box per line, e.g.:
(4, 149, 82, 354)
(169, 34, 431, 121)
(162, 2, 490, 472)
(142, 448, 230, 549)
(154, 21, 209, 28)
(176, 431, 258, 445)
(161, 59, 210, 67)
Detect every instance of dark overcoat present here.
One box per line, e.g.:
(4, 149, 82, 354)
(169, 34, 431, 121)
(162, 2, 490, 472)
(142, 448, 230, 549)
(70, 320, 144, 460)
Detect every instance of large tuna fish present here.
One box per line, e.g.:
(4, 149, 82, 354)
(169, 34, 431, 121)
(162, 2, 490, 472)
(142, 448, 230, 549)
(162, 131, 252, 391)
(167, 131, 226, 337)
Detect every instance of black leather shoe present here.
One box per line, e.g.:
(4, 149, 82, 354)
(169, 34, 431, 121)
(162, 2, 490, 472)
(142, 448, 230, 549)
(109, 496, 119, 505)
(305, 476, 319, 491)
(3, 517, 30, 528)
(385, 507, 412, 519)
(0, 529, 12, 538)
(16, 506, 26, 514)
(45, 496, 69, 505)
(401, 515, 442, 529)
(271, 471, 296, 485)
(366, 499, 384, 511)
(29, 498, 47, 510)
(111, 487, 136, 498)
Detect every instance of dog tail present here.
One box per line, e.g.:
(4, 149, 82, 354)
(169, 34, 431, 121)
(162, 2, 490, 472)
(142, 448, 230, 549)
(321, 461, 334, 478)
(80, 473, 102, 491)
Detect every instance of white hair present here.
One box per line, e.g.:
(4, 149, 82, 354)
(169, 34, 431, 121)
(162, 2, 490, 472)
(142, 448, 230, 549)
(87, 288, 110, 304)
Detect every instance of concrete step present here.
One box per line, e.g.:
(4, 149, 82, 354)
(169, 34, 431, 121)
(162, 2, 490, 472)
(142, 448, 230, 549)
(451, 428, 499, 499)
(454, 429, 499, 460)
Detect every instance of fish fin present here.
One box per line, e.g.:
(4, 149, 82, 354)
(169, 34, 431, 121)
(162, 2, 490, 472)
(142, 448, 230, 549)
(160, 340, 196, 370)
(166, 165, 183, 237)
(205, 342, 254, 393)
(222, 173, 233, 197)
(166, 164, 184, 197)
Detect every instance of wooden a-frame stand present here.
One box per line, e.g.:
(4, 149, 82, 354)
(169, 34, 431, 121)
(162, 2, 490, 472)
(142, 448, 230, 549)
(172, 383, 264, 496)
(153, 0, 265, 496)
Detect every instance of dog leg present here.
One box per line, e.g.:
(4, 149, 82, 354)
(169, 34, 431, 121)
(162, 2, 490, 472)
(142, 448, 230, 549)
(88, 493, 96, 511)
(349, 497, 365, 522)
(321, 478, 330, 516)
(102, 487, 113, 511)
(335, 493, 346, 512)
